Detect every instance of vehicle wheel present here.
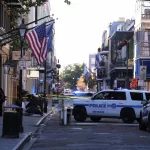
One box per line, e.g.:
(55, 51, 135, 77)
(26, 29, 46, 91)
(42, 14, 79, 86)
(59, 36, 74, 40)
(90, 116, 101, 122)
(139, 116, 147, 130)
(121, 109, 136, 123)
(74, 107, 87, 122)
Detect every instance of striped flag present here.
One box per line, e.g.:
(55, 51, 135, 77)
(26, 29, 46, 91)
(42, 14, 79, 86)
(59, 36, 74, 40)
(25, 22, 47, 64)
(83, 64, 91, 82)
(95, 52, 104, 69)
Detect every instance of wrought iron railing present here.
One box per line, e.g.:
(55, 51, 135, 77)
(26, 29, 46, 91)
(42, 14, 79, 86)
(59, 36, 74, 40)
(141, 42, 150, 57)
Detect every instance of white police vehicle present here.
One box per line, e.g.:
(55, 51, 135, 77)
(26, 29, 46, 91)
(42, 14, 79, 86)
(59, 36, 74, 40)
(72, 89, 150, 123)
(139, 95, 150, 132)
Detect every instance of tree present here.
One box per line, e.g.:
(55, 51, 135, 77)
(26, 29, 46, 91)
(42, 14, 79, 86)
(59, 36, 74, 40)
(61, 63, 84, 90)
(87, 73, 97, 91)
(6, 0, 47, 29)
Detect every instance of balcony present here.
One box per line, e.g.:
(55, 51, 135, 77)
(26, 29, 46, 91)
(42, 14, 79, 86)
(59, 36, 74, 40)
(141, 42, 150, 57)
(115, 58, 126, 67)
(141, 14, 150, 29)
(97, 68, 106, 79)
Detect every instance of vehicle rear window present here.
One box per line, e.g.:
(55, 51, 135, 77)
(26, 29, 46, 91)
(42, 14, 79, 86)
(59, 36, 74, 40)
(130, 92, 144, 101)
(145, 93, 150, 101)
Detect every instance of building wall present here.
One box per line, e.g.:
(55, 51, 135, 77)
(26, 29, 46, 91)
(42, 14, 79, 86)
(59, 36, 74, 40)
(134, 0, 150, 90)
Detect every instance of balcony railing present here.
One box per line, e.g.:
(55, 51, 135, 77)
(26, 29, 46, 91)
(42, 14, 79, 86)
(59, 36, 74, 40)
(142, 14, 150, 19)
(110, 58, 134, 69)
(141, 42, 150, 57)
(115, 58, 126, 67)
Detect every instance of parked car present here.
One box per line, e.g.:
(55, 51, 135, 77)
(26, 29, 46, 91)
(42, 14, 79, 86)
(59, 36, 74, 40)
(139, 94, 150, 132)
(72, 89, 150, 123)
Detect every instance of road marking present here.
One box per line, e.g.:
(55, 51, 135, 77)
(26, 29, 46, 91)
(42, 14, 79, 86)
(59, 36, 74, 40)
(94, 133, 110, 135)
(140, 136, 147, 138)
(70, 127, 83, 130)
(70, 122, 139, 126)
(112, 123, 138, 126)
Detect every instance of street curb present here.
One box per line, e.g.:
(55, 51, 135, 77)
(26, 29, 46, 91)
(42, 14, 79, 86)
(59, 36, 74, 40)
(12, 109, 53, 150)
(12, 132, 32, 150)
(36, 110, 53, 127)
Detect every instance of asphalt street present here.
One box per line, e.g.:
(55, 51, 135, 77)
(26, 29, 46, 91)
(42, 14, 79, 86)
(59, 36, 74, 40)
(23, 110, 150, 150)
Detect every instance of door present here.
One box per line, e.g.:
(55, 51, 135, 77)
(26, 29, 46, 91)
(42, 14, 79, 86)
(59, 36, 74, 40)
(107, 91, 126, 117)
(142, 92, 150, 122)
(88, 91, 107, 116)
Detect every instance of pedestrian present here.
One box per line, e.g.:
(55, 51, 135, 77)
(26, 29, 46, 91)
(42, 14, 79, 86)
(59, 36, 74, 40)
(0, 88, 6, 116)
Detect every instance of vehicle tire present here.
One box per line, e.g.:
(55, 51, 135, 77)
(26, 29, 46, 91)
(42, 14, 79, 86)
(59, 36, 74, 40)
(90, 116, 101, 122)
(74, 107, 87, 122)
(139, 115, 147, 130)
(121, 109, 136, 123)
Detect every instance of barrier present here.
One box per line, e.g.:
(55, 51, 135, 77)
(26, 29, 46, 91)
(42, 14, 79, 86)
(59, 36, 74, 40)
(59, 99, 73, 125)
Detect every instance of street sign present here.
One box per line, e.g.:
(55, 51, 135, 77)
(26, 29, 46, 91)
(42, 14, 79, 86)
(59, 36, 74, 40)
(27, 71, 39, 79)
(19, 59, 26, 70)
(140, 66, 147, 80)
(12, 51, 31, 60)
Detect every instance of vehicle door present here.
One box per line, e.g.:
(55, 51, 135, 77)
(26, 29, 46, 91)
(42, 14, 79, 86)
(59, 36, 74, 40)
(88, 91, 107, 116)
(142, 92, 150, 122)
(107, 91, 126, 117)
(129, 91, 144, 118)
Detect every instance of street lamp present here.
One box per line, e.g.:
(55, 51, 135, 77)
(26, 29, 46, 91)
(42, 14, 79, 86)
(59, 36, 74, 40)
(56, 60, 61, 97)
(18, 18, 27, 133)
(2, 59, 14, 116)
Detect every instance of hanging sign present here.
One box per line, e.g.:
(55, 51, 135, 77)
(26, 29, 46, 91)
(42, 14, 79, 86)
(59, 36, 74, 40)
(12, 51, 31, 60)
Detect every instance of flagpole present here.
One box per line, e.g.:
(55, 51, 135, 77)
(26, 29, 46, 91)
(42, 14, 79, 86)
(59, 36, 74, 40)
(43, 59, 47, 113)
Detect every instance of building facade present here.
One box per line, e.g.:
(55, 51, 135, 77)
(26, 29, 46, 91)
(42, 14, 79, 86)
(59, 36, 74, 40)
(95, 18, 135, 91)
(134, 0, 150, 90)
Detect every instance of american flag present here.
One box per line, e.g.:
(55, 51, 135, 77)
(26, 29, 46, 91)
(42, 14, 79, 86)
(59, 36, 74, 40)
(95, 53, 104, 69)
(25, 22, 47, 64)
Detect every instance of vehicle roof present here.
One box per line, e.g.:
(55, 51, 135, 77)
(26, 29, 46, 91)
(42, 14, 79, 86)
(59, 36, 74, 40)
(99, 89, 150, 93)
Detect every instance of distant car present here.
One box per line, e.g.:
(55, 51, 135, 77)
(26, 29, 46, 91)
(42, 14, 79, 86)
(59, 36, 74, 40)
(139, 94, 150, 132)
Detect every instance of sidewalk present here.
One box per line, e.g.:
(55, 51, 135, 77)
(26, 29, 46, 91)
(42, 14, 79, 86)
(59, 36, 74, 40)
(0, 105, 53, 150)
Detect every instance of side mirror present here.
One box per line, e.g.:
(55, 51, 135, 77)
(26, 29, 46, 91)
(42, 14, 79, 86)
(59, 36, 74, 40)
(141, 100, 148, 106)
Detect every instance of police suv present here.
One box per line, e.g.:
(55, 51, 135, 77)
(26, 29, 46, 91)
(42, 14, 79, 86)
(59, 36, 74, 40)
(72, 89, 150, 123)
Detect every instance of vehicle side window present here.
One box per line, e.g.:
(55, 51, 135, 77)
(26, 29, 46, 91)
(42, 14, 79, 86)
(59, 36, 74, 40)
(94, 92, 105, 100)
(145, 93, 150, 101)
(130, 92, 144, 101)
(105, 92, 126, 100)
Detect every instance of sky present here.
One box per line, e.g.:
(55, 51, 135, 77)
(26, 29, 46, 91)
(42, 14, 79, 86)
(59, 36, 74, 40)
(49, 0, 136, 69)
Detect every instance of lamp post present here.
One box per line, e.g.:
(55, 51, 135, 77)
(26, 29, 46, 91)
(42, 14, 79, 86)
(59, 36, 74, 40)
(56, 60, 61, 97)
(18, 18, 27, 133)
(3, 59, 11, 105)
(43, 59, 47, 113)
(1, 59, 13, 116)
(3, 59, 14, 102)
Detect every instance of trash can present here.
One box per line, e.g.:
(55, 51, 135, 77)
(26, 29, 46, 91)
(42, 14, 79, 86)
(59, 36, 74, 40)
(2, 104, 21, 138)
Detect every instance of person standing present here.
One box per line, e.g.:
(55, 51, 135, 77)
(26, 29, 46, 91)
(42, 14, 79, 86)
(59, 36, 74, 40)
(0, 88, 6, 116)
